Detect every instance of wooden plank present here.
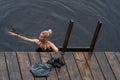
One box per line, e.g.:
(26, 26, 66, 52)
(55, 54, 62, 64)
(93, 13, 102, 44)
(40, 52, 58, 80)
(84, 52, 105, 80)
(28, 52, 46, 80)
(28, 52, 41, 64)
(0, 52, 9, 80)
(50, 52, 70, 80)
(73, 52, 93, 80)
(105, 52, 120, 80)
(95, 52, 116, 80)
(115, 52, 120, 63)
(5, 52, 22, 80)
(64, 52, 82, 80)
(17, 52, 34, 80)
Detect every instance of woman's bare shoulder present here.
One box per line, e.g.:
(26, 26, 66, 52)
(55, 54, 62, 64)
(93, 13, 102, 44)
(47, 41, 58, 52)
(32, 39, 40, 44)
(47, 41, 53, 45)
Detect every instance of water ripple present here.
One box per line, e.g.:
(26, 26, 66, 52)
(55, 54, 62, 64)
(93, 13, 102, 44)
(0, 0, 120, 51)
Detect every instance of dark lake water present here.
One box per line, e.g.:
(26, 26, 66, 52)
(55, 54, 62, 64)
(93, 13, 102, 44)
(0, 0, 120, 52)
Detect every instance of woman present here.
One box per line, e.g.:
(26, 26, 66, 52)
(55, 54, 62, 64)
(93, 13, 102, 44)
(8, 29, 59, 52)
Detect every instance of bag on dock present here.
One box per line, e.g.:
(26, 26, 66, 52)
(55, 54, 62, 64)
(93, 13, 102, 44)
(30, 57, 64, 77)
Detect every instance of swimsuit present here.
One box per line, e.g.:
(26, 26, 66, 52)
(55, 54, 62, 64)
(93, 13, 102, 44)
(36, 47, 52, 52)
(36, 42, 52, 52)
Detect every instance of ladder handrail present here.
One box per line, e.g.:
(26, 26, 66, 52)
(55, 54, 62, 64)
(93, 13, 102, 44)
(62, 19, 74, 52)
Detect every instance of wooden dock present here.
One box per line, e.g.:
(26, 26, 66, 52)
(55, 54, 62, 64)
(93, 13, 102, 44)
(0, 52, 120, 80)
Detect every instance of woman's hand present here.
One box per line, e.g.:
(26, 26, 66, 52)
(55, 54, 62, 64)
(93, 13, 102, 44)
(8, 31, 18, 36)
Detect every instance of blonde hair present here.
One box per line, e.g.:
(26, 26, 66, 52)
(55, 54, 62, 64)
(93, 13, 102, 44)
(41, 29, 52, 40)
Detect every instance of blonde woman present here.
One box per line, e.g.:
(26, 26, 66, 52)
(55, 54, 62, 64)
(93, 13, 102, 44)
(8, 29, 58, 52)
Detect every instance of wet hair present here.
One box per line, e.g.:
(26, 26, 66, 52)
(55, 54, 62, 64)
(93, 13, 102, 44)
(40, 29, 52, 40)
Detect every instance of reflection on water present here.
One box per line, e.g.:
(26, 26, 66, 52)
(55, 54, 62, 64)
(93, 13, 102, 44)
(0, 0, 120, 51)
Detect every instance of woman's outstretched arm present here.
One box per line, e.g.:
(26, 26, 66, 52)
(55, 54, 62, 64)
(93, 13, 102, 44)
(8, 31, 39, 43)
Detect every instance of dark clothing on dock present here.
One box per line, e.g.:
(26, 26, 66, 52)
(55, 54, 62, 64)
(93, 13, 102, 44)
(30, 57, 65, 77)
